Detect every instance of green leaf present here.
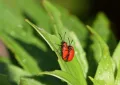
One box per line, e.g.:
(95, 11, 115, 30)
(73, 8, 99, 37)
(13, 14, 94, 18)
(7, 65, 30, 84)
(69, 32, 88, 77)
(113, 42, 120, 85)
(44, 3, 88, 47)
(39, 70, 79, 85)
(86, 13, 117, 77)
(0, 57, 11, 64)
(59, 7, 88, 47)
(1, 0, 50, 32)
(0, 2, 58, 72)
(92, 12, 117, 53)
(26, 19, 87, 85)
(112, 42, 120, 69)
(42, 0, 66, 35)
(0, 56, 30, 84)
(87, 26, 114, 85)
(0, 3, 47, 51)
(19, 78, 43, 85)
(90, 12, 115, 63)
(89, 36, 102, 63)
(0, 74, 11, 85)
(88, 13, 117, 76)
(0, 58, 44, 85)
(0, 34, 41, 74)
(93, 12, 110, 41)
(87, 26, 110, 58)
(25, 19, 59, 51)
(42, 1, 87, 83)
(17, 0, 50, 32)
(42, 1, 88, 77)
(89, 76, 105, 85)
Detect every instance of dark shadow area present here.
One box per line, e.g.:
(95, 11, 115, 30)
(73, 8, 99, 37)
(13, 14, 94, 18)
(13, 37, 60, 71)
(114, 67, 117, 80)
(88, 0, 120, 40)
(0, 62, 17, 85)
(7, 49, 22, 68)
(85, 33, 97, 85)
(22, 11, 37, 25)
(18, 12, 61, 71)
(0, 58, 64, 85)
(107, 33, 118, 55)
(0, 62, 7, 74)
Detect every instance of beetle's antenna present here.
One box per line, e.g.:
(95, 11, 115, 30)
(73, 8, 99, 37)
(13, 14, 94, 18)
(58, 32, 66, 41)
(63, 32, 66, 40)
(58, 33, 62, 41)
(70, 40, 73, 45)
(68, 38, 73, 46)
(68, 37, 70, 45)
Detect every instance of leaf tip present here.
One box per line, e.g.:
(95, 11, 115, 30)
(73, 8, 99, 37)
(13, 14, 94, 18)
(88, 76, 94, 81)
(86, 25, 90, 28)
(42, 0, 48, 6)
(86, 25, 95, 35)
(86, 25, 92, 31)
(25, 19, 32, 25)
(25, 19, 29, 22)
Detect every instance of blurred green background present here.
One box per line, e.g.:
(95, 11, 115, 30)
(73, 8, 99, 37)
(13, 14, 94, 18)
(49, 0, 120, 39)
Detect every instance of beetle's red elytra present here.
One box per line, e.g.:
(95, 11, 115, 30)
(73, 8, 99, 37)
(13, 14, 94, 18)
(67, 46, 74, 61)
(61, 41, 69, 60)
(62, 45, 74, 62)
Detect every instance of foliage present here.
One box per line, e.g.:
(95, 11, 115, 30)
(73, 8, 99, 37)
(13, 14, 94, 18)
(0, 0, 119, 85)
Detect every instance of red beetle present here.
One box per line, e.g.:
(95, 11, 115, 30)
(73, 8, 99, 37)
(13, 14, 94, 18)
(61, 38, 74, 62)
(61, 42, 69, 61)
(67, 46, 74, 61)
(59, 33, 75, 62)
(59, 32, 69, 60)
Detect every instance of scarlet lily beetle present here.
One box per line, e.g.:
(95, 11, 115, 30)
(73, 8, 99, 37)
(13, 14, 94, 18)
(59, 33, 74, 62)
(64, 39, 74, 61)
(67, 45, 74, 61)
(61, 41, 69, 61)
(59, 32, 69, 60)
